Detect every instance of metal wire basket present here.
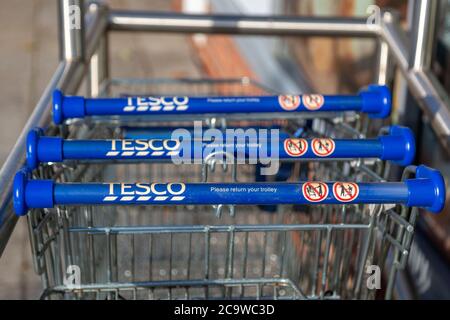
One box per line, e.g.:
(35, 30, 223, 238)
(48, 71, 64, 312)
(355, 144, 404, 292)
(20, 78, 435, 300)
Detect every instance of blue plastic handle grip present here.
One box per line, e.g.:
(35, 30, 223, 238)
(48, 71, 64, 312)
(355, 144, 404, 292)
(52, 84, 392, 124)
(13, 165, 445, 215)
(26, 126, 415, 169)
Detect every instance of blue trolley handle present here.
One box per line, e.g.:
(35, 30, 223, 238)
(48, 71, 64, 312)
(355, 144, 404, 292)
(52, 84, 392, 124)
(14, 165, 445, 216)
(26, 125, 415, 169)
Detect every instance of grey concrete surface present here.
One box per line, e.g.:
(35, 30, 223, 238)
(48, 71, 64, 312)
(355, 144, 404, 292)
(0, 0, 59, 300)
(0, 0, 201, 299)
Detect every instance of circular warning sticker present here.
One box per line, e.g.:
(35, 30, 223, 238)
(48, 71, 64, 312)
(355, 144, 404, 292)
(284, 138, 308, 157)
(302, 182, 329, 202)
(302, 94, 324, 110)
(311, 138, 335, 157)
(278, 95, 301, 111)
(333, 182, 359, 202)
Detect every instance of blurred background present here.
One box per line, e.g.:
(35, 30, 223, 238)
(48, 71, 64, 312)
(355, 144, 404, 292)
(0, 0, 449, 299)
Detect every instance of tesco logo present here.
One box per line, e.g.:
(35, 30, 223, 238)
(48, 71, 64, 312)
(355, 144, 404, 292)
(106, 139, 181, 157)
(110, 139, 180, 152)
(104, 183, 186, 202)
(124, 97, 189, 112)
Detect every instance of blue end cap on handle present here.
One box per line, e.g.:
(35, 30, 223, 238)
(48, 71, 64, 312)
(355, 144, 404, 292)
(406, 165, 446, 213)
(390, 125, 415, 166)
(379, 125, 416, 166)
(13, 169, 29, 216)
(359, 84, 392, 119)
(13, 169, 55, 216)
(53, 89, 86, 125)
(53, 89, 64, 125)
(26, 128, 44, 170)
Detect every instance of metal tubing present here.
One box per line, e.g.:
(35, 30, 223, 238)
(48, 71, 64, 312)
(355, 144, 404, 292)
(408, 0, 438, 71)
(84, 2, 109, 64)
(375, 11, 395, 86)
(58, 0, 85, 62)
(381, 12, 450, 154)
(380, 12, 409, 71)
(108, 11, 379, 37)
(0, 62, 68, 256)
(88, 35, 109, 97)
(376, 40, 391, 85)
(87, 2, 109, 97)
(406, 70, 450, 152)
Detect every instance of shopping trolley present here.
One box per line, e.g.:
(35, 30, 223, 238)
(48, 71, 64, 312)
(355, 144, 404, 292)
(13, 78, 445, 300)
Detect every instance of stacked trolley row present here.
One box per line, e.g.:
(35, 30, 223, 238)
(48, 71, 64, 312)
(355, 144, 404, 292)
(13, 78, 445, 300)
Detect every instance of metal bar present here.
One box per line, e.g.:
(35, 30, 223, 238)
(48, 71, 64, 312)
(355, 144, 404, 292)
(406, 70, 450, 152)
(0, 62, 67, 256)
(375, 40, 391, 85)
(49, 277, 304, 292)
(88, 34, 109, 97)
(84, 2, 109, 65)
(380, 12, 409, 71)
(408, 0, 438, 71)
(108, 11, 379, 37)
(380, 12, 450, 155)
(376, 11, 395, 86)
(58, 0, 85, 62)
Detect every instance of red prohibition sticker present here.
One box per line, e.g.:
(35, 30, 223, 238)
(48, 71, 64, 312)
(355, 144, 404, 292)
(284, 138, 308, 157)
(311, 138, 335, 157)
(333, 182, 359, 202)
(278, 95, 301, 111)
(302, 182, 329, 202)
(302, 94, 324, 110)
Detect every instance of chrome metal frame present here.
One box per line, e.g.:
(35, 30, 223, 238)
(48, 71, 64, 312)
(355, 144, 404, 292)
(0, 0, 448, 266)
